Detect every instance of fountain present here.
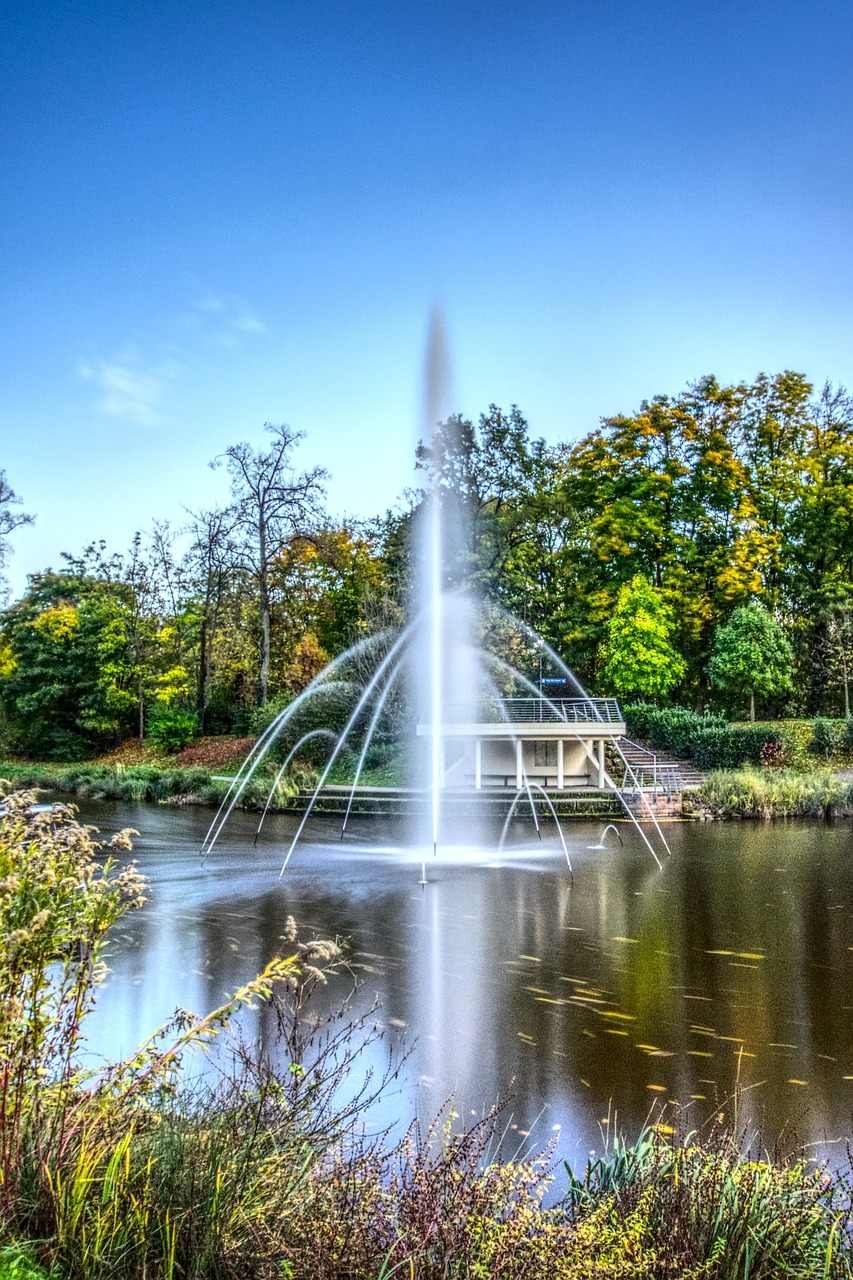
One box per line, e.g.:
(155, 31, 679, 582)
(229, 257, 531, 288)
(201, 313, 671, 873)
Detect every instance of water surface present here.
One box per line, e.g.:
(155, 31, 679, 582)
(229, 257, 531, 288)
(80, 801, 853, 1165)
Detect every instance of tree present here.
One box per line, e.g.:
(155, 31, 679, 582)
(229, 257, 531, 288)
(213, 424, 327, 706)
(707, 602, 794, 720)
(818, 597, 853, 717)
(181, 505, 246, 730)
(599, 575, 686, 700)
(0, 471, 34, 601)
(0, 571, 137, 757)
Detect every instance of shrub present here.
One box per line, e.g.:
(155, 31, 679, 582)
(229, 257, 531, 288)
(759, 741, 783, 769)
(145, 706, 199, 754)
(809, 717, 844, 760)
(624, 705, 780, 768)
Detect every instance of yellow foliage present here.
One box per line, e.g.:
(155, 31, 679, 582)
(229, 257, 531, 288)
(31, 603, 79, 642)
(0, 634, 17, 679)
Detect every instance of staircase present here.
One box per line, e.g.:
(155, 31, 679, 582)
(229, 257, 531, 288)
(615, 737, 707, 792)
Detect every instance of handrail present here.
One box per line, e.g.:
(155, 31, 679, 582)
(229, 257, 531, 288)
(443, 696, 624, 726)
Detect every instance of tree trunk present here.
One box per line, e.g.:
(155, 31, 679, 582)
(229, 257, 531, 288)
(197, 608, 208, 732)
(750, 690, 755, 722)
(844, 657, 850, 718)
(257, 518, 270, 706)
(259, 595, 270, 706)
(138, 674, 145, 744)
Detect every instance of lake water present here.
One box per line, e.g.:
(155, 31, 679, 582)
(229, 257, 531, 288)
(79, 800, 853, 1167)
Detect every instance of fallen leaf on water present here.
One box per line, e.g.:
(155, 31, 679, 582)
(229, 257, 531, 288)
(787, 1079, 808, 1086)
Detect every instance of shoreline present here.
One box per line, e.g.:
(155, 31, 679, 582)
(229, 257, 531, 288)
(3, 759, 853, 822)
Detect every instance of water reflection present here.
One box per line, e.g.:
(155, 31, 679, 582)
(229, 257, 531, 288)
(82, 802, 853, 1163)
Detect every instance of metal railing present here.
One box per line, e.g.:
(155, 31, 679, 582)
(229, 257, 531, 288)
(614, 737, 682, 797)
(444, 696, 624, 725)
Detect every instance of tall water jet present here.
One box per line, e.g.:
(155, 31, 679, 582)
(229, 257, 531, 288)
(425, 308, 449, 858)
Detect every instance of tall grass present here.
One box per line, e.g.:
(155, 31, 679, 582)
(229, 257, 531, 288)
(698, 767, 853, 818)
(1, 787, 852, 1278)
(0, 764, 295, 811)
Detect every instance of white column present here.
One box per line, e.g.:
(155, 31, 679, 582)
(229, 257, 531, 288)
(597, 738, 605, 789)
(515, 739, 523, 790)
(475, 738, 482, 790)
(557, 738, 564, 790)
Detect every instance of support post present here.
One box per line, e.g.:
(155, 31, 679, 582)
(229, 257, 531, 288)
(475, 738, 482, 790)
(557, 738, 564, 790)
(515, 739, 523, 790)
(597, 738, 605, 789)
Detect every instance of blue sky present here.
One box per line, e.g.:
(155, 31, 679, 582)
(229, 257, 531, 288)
(2, 0, 853, 598)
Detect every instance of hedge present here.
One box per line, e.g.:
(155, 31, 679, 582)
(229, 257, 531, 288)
(624, 704, 783, 770)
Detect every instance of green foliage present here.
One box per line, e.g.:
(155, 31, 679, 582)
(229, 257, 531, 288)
(625, 704, 726, 754)
(600, 576, 686, 699)
(624, 704, 783, 769)
(707, 603, 794, 717)
(145, 705, 199, 754)
(562, 1122, 850, 1278)
(0, 1244, 53, 1280)
(0, 573, 139, 758)
(808, 717, 844, 760)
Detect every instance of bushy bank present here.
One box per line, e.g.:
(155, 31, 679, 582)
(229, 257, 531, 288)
(0, 762, 298, 810)
(626, 705, 853, 773)
(696, 767, 853, 819)
(2, 790, 852, 1279)
(625, 705, 783, 769)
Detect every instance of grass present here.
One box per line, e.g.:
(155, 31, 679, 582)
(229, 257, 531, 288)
(696, 767, 853, 818)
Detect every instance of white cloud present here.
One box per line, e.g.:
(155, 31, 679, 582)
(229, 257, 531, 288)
(78, 289, 266, 425)
(77, 347, 182, 427)
(190, 291, 268, 341)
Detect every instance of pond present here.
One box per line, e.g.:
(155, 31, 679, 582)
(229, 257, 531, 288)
(80, 800, 853, 1167)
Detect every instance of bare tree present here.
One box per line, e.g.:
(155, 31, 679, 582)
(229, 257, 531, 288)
(0, 471, 34, 600)
(212, 424, 327, 705)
